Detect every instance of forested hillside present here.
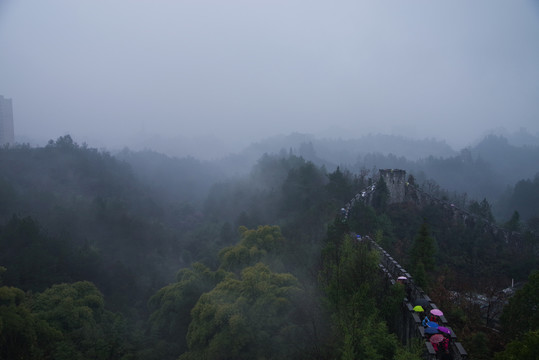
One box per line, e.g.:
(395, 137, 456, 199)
(212, 133, 539, 223)
(0, 136, 211, 311)
(0, 136, 537, 359)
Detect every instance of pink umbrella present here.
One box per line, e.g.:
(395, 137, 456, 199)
(438, 326, 451, 335)
(430, 309, 444, 316)
(429, 334, 444, 344)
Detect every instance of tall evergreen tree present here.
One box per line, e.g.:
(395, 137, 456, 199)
(371, 177, 389, 212)
(409, 222, 436, 288)
(504, 211, 521, 232)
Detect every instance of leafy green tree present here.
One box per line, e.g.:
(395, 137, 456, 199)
(0, 215, 76, 291)
(180, 263, 305, 360)
(321, 235, 380, 311)
(348, 202, 378, 236)
(31, 281, 126, 360)
(494, 330, 539, 360)
(320, 234, 416, 359)
(380, 282, 406, 333)
(466, 331, 491, 360)
(0, 286, 60, 359)
(218, 225, 286, 273)
(148, 263, 228, 357)
(281, 161, 327, 216)
(499, 271, 539, 341)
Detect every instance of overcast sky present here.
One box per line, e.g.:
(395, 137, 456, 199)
(1, 0, 538, 157)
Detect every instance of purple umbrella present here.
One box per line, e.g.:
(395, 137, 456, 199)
(430, 309, 444, 316)
(438, 326, 451, 335)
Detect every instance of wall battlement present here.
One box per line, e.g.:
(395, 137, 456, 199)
(339, 169, 528, 251)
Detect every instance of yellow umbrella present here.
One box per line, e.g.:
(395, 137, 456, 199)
(413, 305, 424, 312)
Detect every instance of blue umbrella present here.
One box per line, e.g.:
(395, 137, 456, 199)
(427, 321, 439, 328)
(425, 327, 439, 335)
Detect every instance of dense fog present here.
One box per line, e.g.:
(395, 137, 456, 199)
(0, 133, 537, 358)
(1, 1, 538, 359)
(1, 1, 539, 158)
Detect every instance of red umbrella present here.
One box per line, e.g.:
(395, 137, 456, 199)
(430, 334, 444, 344)
(430, 309, 444, 316)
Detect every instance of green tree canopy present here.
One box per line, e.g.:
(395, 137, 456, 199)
(0, 286, 60, 359)
(218, 225, 286, 273)
(504, 211, 521, 232)
(371, 177, 389, 212)
(500, 271, 539, 341)
(319, 234, 417, 359)
(468, 198, 495, 223)
(494, 330, 539, 360)
(181, 263, 305, 360)
(409, 222, 436, 288)
(31, 281, 126, 360)
(148, 263, 228, 355)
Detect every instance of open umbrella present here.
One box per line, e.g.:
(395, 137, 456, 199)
(430, 334, 444, 344)
(397, 276, 407, 280)
(425, 327, 439, 335)
(427, 321, 439, 328)
(413, 305, 424, 312)
(430, 309, 444, 316)
(438, 326, 450, 335)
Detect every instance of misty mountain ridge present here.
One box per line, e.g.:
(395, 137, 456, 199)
(470, 134, 539, 185)
(133, 132, 456, 163)
(16, 127, 538, 164)
(200, 132, 457, 177)
(158, 133, 538, 216)
(107, 128, 539, 178)
(122, 127, 538, 161)
(240, 132, 455, 161)
(109, 132, 458, 181)
(475, 127, 539, 148)
(6, 130, 538, 221)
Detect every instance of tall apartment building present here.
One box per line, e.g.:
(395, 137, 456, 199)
(0, 95, 14, 145)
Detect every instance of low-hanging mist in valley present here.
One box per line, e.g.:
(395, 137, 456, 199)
(1, 1, 538, 359)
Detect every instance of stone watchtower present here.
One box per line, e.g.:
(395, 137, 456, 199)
(379, 169, 407, 204)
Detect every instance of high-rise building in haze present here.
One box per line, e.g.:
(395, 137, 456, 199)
(0, 95, 14, 145)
